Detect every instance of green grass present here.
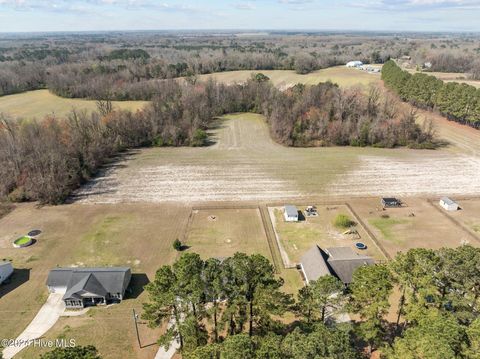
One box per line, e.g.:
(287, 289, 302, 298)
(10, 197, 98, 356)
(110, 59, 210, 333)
(369, 217, 408, 243)
(0, 89, 148, 120)
(333, 213, 356, 229)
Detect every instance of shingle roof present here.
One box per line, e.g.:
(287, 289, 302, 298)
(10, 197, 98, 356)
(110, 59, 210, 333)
(300, 246, 374, 285)
(300, 245, 331, 284)
(284, 205, 298, 218)
(46, 267, 131, 299)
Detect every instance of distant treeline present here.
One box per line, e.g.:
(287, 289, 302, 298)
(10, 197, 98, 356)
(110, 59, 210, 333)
(0, 77, 434, 204)
(382, 60, 480, 128)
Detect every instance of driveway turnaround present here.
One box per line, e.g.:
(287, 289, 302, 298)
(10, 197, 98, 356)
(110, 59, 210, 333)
(2, 293, 65, 359)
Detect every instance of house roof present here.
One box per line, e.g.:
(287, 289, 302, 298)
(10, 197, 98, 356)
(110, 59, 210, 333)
(284, 205, 298, 217)
(440, 197, 457, 206)
(0, 261, 12, 269)
(301, 246, 374, 285)
(46, 267, 131, 299)
(300, 245, 331, 284)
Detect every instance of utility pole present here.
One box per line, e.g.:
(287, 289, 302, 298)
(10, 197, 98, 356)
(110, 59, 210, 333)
(133, 308, 141, 348)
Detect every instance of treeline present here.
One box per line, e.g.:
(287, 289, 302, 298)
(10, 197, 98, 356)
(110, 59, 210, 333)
(142, 246, 480, 359)
(382, 60, 480, 128)
(0, 78, 434, 204)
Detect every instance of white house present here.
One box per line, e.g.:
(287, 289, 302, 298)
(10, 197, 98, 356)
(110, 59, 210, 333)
(346, 61, 363, 68)
(284, 205, 299, 222)
(439, 197, 459, 211)
(0, 261, 14, 285)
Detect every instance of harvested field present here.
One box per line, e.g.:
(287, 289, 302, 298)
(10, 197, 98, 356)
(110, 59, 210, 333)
(349, 198, 479, 258)
(196, 66, 381, 89)
(76, 112, 480, 204)
(185, 208, 272, 260)
(0, 89, 147, 120)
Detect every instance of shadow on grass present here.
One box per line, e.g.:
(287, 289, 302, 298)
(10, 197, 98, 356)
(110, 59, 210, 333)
(0, 268, 30, 299)
(126, 273, 150, 299)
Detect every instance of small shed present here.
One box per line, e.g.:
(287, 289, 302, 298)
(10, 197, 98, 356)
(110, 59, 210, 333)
(381, 197, 401, 208)
(0, 261, 14, 285)
(346, 61, 363, 68)
(439, 197, 459, 211)
(284, 205, 299, 222)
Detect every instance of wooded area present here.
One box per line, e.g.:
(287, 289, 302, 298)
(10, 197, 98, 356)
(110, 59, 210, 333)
(140, 246, 480, 359)
(0, 77, 434, 204)
(382, 60, 480, 128)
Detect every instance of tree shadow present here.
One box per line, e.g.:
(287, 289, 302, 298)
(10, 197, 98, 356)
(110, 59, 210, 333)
(126, 273, 150, 299)
(0, 268, 30, 299)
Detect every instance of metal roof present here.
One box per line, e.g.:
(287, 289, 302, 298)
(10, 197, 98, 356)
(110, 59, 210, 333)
(440, 197, 457, 206)
(284, 205, 298, 218)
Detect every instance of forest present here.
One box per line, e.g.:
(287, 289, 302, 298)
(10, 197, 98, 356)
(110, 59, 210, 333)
(0, 76, 434, 204)
(138, 246, 480, 359)
(382, 60, 480, 128)
(1, 31, 479, 100)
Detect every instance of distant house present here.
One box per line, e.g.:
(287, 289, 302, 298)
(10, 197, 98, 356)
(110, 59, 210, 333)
(400, 55, 411, 61)
(300, 246, 374, 285)
(423, 62, 432, 69)
(346, 61, 363, 68)
(284, 205, 299, 222)
(46, 267, 131, 308)
(381, 197, 401, 208)
(0, 261, 14, 285)
(439, 197, 459, 211)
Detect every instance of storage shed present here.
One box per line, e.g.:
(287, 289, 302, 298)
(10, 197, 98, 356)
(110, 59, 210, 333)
(284, 205, 299, 222)
(439, 197, 459, 211)
(381, 197, 401, 208)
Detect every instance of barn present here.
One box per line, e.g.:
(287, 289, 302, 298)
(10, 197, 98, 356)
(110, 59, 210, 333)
(0, 261, 13, 285)
(284, 205, 299, 222)
(346, 61, 363, 68)
(439, 197, 459, 211)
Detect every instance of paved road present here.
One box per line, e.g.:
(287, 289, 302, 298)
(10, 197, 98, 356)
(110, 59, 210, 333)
(2, 293, 65, 359)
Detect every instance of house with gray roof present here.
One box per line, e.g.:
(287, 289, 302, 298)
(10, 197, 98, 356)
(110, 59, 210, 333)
(300, 246, 374, 285)
(46, 267, 131, 308)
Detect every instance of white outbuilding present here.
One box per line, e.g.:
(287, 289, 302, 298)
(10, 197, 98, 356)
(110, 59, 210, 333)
(439, 197, 459, 211)
(284, 205, 299, 222)
(346, 61, 363, 68)
(0, 261, 13, 285)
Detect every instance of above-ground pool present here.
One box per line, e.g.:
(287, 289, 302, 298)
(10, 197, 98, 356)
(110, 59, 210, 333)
(13, 236, 33, 248)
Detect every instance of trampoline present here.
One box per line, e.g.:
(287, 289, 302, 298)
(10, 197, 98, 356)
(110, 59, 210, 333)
(355, 242, 367, 250)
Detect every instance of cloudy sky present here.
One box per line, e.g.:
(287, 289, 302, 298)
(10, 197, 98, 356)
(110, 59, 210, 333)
(0, 0, 479, 32)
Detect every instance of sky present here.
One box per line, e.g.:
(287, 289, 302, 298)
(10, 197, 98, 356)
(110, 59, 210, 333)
(0, 0, 480, 33)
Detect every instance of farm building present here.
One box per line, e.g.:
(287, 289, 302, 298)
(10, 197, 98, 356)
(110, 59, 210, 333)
(346, 61, 363, 68)
(0, 261, 13, 285)
(284, 205, 299, 222)
(439, 197, 459, 211)
(300, 246, 374, 285)
(46, 267, 131, 308)
(381, 197, 401, 208)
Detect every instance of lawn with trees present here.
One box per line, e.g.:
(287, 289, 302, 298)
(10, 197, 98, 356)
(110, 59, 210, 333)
(139, 245, 480, 359)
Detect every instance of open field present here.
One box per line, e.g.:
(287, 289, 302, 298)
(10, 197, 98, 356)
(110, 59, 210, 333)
(197, 66, 381, 89)
(349, 197, 480, 259)
(76, 112, 480, 204)
(0, 90, 148, 120)
(0, 202, 188, 359)
(445, 198, 480, 238)
(406, 69, 480, 88)
(185, 208, 272, 260)
(270, 205, 386, 265)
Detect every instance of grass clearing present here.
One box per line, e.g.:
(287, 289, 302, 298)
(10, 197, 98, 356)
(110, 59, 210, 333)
(369, 217, 408, 244)
(185, 208, 272, 260)
(0, 89, 148, 120)
(197, 66, 381, 89)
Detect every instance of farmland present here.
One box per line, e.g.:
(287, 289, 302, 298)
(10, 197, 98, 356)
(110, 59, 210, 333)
(0, 89, 147, 120)
(197, 66, 381, 89)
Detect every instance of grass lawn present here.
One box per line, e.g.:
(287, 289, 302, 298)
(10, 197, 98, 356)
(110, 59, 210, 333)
(271, 205, 386, 265)
(185, 208, 272, 261)
(0, 89, 148, 120)
(368, 217, 408, 244)
(13, 236, 32, 246)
